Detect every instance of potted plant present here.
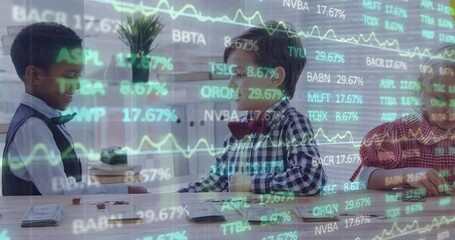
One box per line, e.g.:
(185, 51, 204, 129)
(117, 14, 164, 83)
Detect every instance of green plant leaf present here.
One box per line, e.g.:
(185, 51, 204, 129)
(116, 14, 164, 57)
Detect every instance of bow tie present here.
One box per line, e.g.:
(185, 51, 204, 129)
(50, 112, 77, 125)
(228, 118, 268, 140)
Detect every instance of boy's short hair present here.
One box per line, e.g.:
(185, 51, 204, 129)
(10, 22, 82, 81)
(416, 44, 455, 113)
(223, 20, 306, 99)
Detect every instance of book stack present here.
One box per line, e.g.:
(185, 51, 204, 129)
(89, 164, 142, 184)
(21, 204, 64, 227)
(106, 204, 142, 224)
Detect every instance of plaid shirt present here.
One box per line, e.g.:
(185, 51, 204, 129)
(351, 113, 455, 185)
(178, 98, 327, 194)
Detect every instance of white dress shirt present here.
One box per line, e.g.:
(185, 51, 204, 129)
(6, 93, 128, 195)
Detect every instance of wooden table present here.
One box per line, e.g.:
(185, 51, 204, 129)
(0, 190, 454, 240)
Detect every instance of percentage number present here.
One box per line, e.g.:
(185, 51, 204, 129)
(73, 15, 121, 34)
(385, 4, 407, 18)
(259, 192, 295, 205)
(136, 206, 187, 223)
(315, 51, 345, 64)
(344, 181, 366, 192)
(120, 81, 168, 96)
(336, 94, 363, 104)
(116, 54, 173, 71)
(141, 168, 172, 182)
(345, 196, 372, 210)
(247, 66, 279, 79)
(248, 88, 283, 100)
(224, 36, 258, 51)
(260, 211, 292, 226)
(150, 56, 174, 71)
(122, 108, 178, 122)
(335, 112, 359, 121)
(262, 231, 297, 240)
(345, 216, 371, 228)
(405, 203, 423, 215)
(316, 5, 346, 19)
(336, 75, 364, 86)
(136, 231, 187, 240)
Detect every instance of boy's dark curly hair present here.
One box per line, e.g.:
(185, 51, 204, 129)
(11, 22, 82, 81)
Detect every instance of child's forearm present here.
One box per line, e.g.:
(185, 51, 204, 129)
(251, 164, 326, 195)
(368, 168, 407, 189)
(368, 167, 450, 195)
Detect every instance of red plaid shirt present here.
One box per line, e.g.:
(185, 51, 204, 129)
(350, 114, 455, 185)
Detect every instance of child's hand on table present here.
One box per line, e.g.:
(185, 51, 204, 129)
(405, 167, 449, 196)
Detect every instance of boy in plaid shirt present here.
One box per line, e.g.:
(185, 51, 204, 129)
(179, 20, 327, 194)
(351, 44, 455, 196)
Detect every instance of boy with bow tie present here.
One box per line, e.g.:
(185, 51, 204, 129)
(179, 20, 327, 194)
(2, 22, 147, 195)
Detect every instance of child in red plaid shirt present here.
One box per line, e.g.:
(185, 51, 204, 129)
(179, 21, 327, 194)
(351, 44, 455, 196)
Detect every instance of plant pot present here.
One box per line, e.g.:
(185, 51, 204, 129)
(128, 55, 151, 83)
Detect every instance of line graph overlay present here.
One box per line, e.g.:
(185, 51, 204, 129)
(3, 127, 362, 170)
(88, 0, 449, 60)
(373, 215, 455, 240)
